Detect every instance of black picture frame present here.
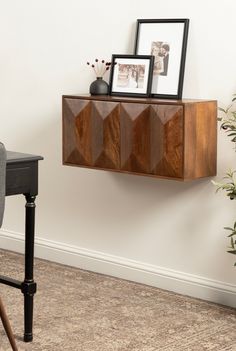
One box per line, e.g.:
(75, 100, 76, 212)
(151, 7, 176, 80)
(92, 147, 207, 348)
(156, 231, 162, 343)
(109, 54, 154, 98)
(134, 19, 189, 99)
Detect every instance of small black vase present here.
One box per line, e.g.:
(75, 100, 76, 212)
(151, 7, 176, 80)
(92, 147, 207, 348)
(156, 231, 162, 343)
(89, 77, 109, 95)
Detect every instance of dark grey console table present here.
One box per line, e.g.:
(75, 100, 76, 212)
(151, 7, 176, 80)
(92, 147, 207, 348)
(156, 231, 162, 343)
(0, 151, 43, 342)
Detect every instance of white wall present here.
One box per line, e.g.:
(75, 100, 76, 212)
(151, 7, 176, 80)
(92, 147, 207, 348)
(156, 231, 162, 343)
(1, 0, 236, 306)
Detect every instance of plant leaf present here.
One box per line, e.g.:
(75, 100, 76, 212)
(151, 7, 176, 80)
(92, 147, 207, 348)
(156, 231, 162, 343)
(228, 232, 236, 237)
(218, 107, 226, 113)
(227, 250, 236, 255)
(231, 237, 235, 248)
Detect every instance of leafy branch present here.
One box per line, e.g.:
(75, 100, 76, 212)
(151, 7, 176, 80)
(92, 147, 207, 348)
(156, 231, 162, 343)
(218, 93, 236, 147)
(213, 93, 236, 265)
(224, 222, 236, 266)
(212, 169, 236, 200)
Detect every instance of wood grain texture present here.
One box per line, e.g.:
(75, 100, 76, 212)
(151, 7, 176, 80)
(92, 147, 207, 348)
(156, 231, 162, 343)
(91, 101, 120, 169)
(62, 96, 217, 181)
(120, 103, 151, 173)
(63, 99, 120, 169)
(63, 98, 91, 165)
(63, 94, 215, 105)
(120, 103, 184, 177)
(184, 101, 217, 179)
(149, 105, 184, 178)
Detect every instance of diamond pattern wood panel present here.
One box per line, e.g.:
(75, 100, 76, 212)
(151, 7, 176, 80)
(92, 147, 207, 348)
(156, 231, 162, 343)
(63, 98, 91, 166)
(150, 105, 184, 177)
(120, 103, 151, 173)
(63, 99, 120, 169)
(120, 103, 183, 177)
(63, 96, 217, 180)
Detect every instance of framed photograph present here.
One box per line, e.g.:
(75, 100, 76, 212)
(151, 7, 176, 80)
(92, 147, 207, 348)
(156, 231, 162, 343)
(134, 19, 189, 99)
(109, 54, 154, 98)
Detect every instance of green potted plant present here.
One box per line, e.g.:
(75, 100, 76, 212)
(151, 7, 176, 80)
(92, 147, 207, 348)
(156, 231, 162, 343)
(212, 93, 236, 265)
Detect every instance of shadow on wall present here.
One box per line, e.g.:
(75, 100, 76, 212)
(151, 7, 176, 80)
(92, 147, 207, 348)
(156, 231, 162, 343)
(6, 115, 215, 241)
(90, 170, 212, 230)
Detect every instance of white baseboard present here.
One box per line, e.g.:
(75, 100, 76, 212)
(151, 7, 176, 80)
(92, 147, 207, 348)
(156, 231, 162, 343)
(0, 228, 236, 308)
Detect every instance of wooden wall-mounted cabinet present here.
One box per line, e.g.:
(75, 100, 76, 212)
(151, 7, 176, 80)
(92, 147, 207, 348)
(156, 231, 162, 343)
(62, 95, 217, 181)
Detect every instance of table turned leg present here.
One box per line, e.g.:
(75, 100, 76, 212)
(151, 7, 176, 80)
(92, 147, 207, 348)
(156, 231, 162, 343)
(21, 194, 37, 342)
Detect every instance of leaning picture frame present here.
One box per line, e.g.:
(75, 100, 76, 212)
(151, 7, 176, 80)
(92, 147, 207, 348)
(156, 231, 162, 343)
(134, 19, 189, 99)
(109, 54, 154, 98)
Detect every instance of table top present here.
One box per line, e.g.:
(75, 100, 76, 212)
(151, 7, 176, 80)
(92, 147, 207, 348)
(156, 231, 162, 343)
(6, 151, 43, 164)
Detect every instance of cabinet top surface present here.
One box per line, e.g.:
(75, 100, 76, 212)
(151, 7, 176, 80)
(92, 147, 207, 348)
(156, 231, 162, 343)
(62, 94, 217, 105)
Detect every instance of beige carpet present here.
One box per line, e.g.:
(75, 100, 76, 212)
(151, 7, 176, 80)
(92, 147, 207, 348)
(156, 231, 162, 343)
(0, 249, 235, 351)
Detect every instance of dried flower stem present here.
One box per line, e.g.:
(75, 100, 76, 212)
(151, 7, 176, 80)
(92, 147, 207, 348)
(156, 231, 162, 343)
(91, 64, 98, 76)
(87, 59, 113, 78)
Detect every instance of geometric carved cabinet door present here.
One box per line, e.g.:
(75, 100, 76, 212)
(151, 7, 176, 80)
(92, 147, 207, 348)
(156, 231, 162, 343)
(90, 100, 120, 169)
(63, 98, 120, 169)
(120, 103, 151, 174)
(63, 95, 217, 180)
(150, 105, 184, 178)
(120, 103, 184, 177)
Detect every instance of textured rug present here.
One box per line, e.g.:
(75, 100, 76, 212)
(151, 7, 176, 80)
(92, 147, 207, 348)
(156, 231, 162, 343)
(0, 249, 235, 351)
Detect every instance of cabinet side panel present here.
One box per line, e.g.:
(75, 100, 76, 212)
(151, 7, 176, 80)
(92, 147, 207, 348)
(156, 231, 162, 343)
(184, 101, 217, 179)
(63, 98, 92, 166)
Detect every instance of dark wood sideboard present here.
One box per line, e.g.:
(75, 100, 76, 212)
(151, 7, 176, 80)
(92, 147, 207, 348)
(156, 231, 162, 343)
(62, 95, 217, 181)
